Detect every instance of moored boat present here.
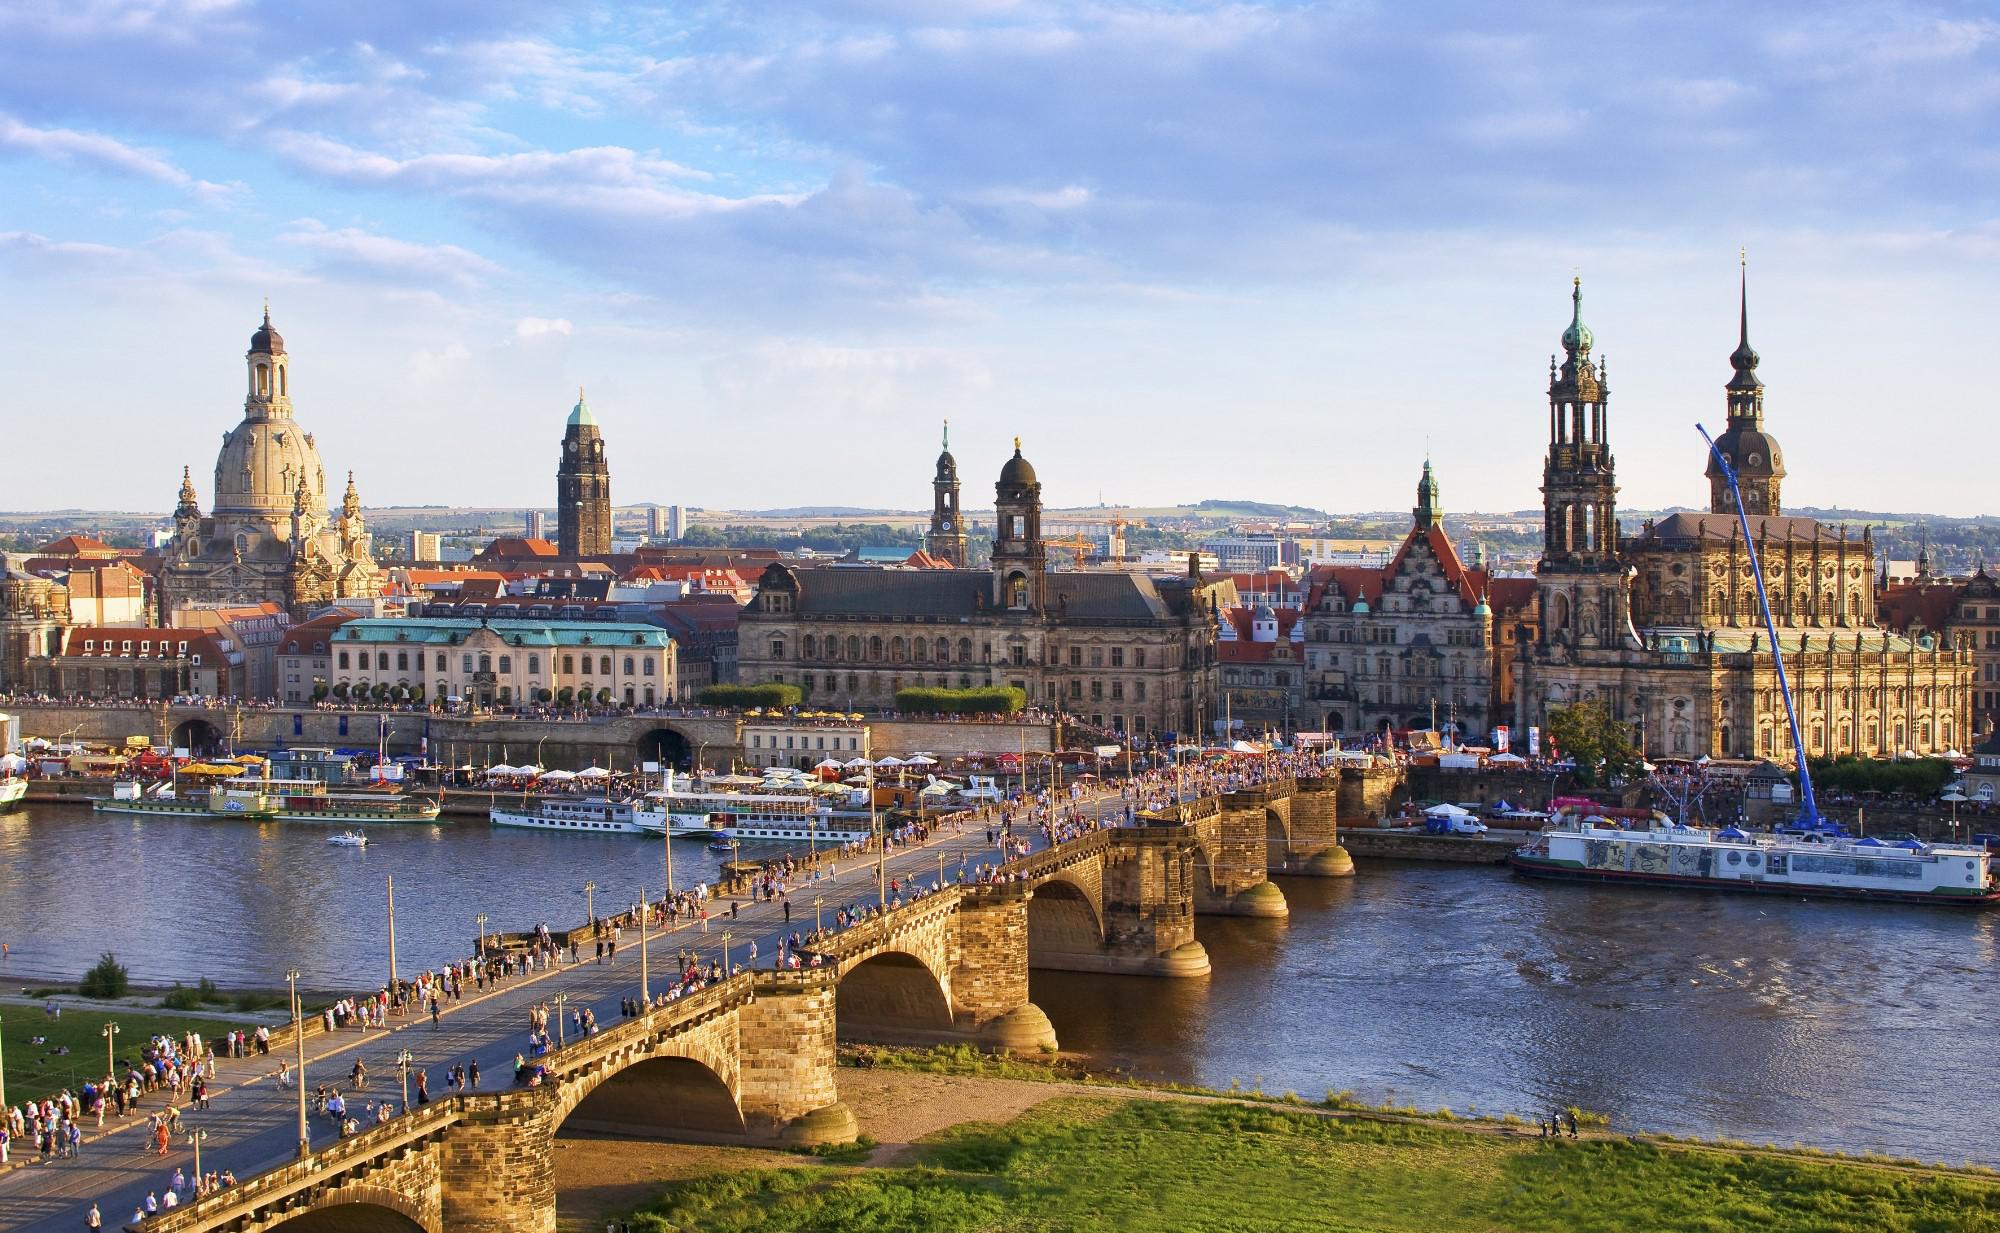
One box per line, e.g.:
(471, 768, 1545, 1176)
(0, 775, 26, 811)
(1510, 820, 1999, 906)
(95, 771, 439, 823)
(328, 830, 369, 847)
(489, 795, 648, 834)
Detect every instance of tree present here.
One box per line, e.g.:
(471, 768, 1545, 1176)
(331, 682, 349, 700)
(372, 683, 390, 703)
(408, 684, 425, 704)
(894, 685, 1027, 715)
(311, 683, 329, 702)
(536, 688, 554, 703)
(596, 688, 613, 706)
(81, 952, 130, 999)
(556, 686, 574, 706)
(699, 683, 804, 709)
(1545, 700, 1640, 786)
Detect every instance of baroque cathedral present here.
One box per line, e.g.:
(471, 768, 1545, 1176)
(1514, 270, 1974, 762)
(157, 309, 380, 620)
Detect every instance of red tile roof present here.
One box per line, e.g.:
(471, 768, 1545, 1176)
(59, 626, 231, 660)
(1878, 581, 1959, 635)
(280, 612, 356, 654)
(38, 534, 119, 556)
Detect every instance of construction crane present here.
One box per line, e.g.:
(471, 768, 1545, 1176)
(1044, 535, 1095, 568)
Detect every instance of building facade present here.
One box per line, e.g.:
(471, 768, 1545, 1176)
(556, 390, 612, 557)
(158, 309, 381, 620)
(326, 617, 675, 709)
(1514, 272, 1974, 761)
(743, 721, 869, 770)
(0, 562, 70, 691)
(740, 442, 1223, 738)
(33, 627, 239, 699)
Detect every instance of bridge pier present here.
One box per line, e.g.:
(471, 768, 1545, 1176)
(1288, 776, 1354, 876)
(440, 1091, 558, 1233)
(741, 971, 858, 1145)
(1338, 764, 1402, 825)
(1199, 791, 1289, 917)
(952, 887, 1060, 1051)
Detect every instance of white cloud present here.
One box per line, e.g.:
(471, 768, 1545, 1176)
(278, 219, 502, 289)
(0, 113, 232, 198)
(514, 316, 573, 338)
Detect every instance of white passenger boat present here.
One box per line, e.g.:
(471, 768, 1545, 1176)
(1510, 819, 1999, 907)
(633, 783, 873, 844)
(0, 775, 26, 811)
(489, 795, 648, 835)
(328, 831, 369, 847)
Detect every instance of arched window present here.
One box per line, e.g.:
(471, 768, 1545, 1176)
(911, 638, 925, 662)
(869, 636, 883, 661)
(957, 638, 972, 663)
(936, 637, 950, 662)
(623, 656, 635, 675)
(528, 654, 540, 674)
(802, 635, 816, 659)
(1008, 575, 1029, 609)
(848, 636, 862, 660)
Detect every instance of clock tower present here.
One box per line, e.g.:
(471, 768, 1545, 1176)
(925, 420, 968, 566)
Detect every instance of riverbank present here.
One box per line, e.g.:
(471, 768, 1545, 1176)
(555, 1053, 2000, 1233)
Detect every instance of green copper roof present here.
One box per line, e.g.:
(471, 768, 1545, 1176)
(568, 386, 596, 428)
(1561, 277, 1593, 354)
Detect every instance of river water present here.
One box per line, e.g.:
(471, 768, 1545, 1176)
(3, 801, 1995, 1162)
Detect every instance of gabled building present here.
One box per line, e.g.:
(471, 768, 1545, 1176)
(33, 626, 239, 699)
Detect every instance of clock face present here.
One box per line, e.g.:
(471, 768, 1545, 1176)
(941, 519, 953, 531)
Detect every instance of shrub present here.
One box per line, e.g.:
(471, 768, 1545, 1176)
(893, 685, 1027, 715)
(596, 688, 613, 705)
(331, 682, 349, 700)
(310, 683, 329, 702)
(699, 683, 805, 710)
(80, 952, 129, 999)
(556, 686, 574, 705)
(162, 983, 203, 1010)
(536, 688, 553, 703)
(408, 684, 425, 704)
(372, 683, 390, 702)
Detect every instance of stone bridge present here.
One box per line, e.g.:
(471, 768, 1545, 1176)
(131, 771, 1384, 1233)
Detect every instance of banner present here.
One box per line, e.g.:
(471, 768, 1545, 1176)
(1093, 744, 1121, 758)
(1493, 725, 1510, 752)
(1527, 726, 1541, 756)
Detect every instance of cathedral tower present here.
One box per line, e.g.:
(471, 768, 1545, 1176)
(926, 420, 968, 566)
(1412, 457, 1443, 532)
(1705, 257, 1785, 515)
(1537, 279, 1626, 649)
(557, 388, 612, 556)
(991, 439, 1046, 611)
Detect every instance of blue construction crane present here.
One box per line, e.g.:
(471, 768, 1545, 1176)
(1699, 423, 1828, 832)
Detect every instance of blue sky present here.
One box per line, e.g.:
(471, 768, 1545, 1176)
(3, 1, 1996, 516)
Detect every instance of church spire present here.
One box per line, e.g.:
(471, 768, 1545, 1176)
(1412, 457, 1443, 531)
(1728, 249, 1762, 399)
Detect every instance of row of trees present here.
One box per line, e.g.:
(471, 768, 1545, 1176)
(699, 683, 806, 709)
(893, 685, 1027, 715)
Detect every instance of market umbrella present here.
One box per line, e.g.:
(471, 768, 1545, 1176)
(539, 769, 577, 782)
(577, 766, 611, 778)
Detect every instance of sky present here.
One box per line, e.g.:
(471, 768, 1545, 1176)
(2, 1, 1996, 517)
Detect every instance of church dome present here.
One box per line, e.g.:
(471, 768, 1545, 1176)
(249, 308, 285, 356)
(1561, 277, 1593, 354)
(999, 441, 1037, 487)
(1705, 425, 1785, 480)
(213, 416, 326, 517)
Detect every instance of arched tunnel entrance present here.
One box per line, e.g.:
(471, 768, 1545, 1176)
(560, 1055, 746, 1142)
(171, 717, 223, 756)
(1026, 880, 1104, 965)
(835, 952, 954, 1044)
(637, 727, 692, 770)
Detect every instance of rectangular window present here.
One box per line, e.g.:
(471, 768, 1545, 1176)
(1111, 681, 1124, 700)
(499, 655, 512, 673)
(377, 652, 389, 670)
(528, 654, 540, 674)
(1110, 647, 1124, 667)
(1136, 682, 1146, 701)
(1069, 646, 1081, 667)
(642, 657, 655, 676)
(462, 654, 474, 673)
(397, 651, 409, 671)
(1134, 648, 1146, 668)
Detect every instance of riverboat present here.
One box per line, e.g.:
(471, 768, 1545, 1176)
(327, 831, 369, 847)
(489, 795, 648, 835)
(0, 774, 28, 811)
(94, 774, 441, 823)
(1509, 820, 2000, 906)
(633, 786, 874, 844)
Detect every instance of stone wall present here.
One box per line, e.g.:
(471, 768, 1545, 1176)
(738, 971, 852, 1143)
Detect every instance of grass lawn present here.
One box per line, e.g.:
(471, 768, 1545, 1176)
(632, 1098, 2000, 1233)
(2, 1007, 232, 1105)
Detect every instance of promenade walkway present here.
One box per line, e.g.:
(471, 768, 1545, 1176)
(0, 789, 1134, 1233)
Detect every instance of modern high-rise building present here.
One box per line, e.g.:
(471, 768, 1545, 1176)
(667, 505, 687, 541)
(556, 388, 611, 557)
(525, 510, 546, 540)
(647, 505, 664, 541)
(408, 531, 441, 561)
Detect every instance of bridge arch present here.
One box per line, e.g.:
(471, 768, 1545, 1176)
(834, 950, 954, 1042)
(171, 717, 224, 755)
(1026, 878, 1104, 962)
(558, 1053, 747, 1142)
(260, 1188, 437, 1233)
(637, 726, 692, 769)
(1265, 806, 1291, 870)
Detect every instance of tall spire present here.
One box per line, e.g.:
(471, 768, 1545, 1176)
(942, 418, 950, 452)
(1413, 457, 1443, 531)
(1561, 276, 1593, 357)
(1728, 249, 1762, 395)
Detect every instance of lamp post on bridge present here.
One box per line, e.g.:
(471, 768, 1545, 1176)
(638, 887, 651, 1006)
(554, 991, 568, 1047)
(938, 851, 947, 888)
(721, 930, 733, 976)
(583, 880, 596, 929)
(386, 874, 399, 997)
(286, 968, 307, 1160)
(100, 1021, 119, 1085)
(814, 896, 824, 932)
(476, 913, 489, 960)
(396, 1049, 414, 1117)
(186, 1126, 207, 1185)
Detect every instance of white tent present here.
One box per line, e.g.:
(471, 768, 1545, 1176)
(906, 754, 938, 766)
(539, 769, 577, 782)
(843, 757, 873, 769)
(1423, 803, 1473, 818)
(815, 759, 844, 770)
(576, 766, 611, 779)
(1487, 752, 1528, 765)
(875, 756, 905, 768)
(486, 764, 521, 776)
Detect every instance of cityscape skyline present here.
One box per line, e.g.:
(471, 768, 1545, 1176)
(3, 3, 1997, 516)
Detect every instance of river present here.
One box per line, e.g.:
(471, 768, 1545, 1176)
(3, 801, 1995, 1162)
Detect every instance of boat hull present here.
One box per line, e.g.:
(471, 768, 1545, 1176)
(0, 780, 26, 811)
(93, 799, 435, 823)
(1508, 853, 2000, 907)
(490, 808, 648, 835)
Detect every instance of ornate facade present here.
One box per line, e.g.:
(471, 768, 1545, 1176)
(557, 390, 612, 557)
(158, 310, 380, 620)
(740, 442, 1223, 737)
(1515, 274, 1974, 762)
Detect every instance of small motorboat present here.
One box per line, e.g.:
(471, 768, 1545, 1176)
(328, 831, 369, 848)
(707, 839, 735, 854)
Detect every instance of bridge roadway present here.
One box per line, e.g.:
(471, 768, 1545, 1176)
(0, 790, 1134, 1233)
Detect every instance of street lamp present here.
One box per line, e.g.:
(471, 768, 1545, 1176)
(814, 896, 824, 932)
(396, 1049, 414, 1116)
(286, 968, 308, 1159)
(186, 1126, 207, 1183)
(476, 913, 489, 959)
(721, 930, 733, 976)
(0, 1011, 6, 1116)
(101, 1021, 119, 1082)
(554, 991, 568, 1047)
(638, 887, 651, 1005)
(583, 880, 596, 927)
(386, 874, 399, 996)
(938, 851, 947, 888)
